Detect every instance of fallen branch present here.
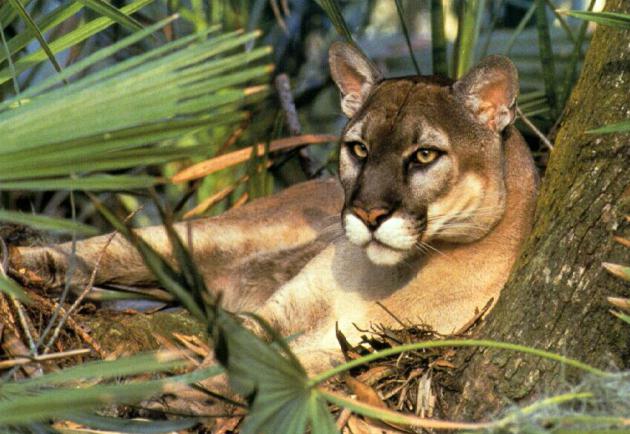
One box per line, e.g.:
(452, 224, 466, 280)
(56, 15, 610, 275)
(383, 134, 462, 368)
(0, 348, 90, 370)
(171, 134, 337, 183)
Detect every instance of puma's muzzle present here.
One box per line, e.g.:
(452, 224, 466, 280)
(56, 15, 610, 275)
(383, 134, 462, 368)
(342, 207, 424, 266)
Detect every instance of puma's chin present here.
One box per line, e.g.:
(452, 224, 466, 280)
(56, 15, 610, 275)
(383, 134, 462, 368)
(344, 213, 414, 266)
(365, 242, 406, 266)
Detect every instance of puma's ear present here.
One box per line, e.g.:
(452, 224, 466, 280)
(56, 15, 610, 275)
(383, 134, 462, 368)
(454, 55, 519, 133)
(329, 42, 382, 118)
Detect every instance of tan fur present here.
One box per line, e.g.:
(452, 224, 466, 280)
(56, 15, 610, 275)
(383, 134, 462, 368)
(252, 127, 536, 369)
(9, 46, 538, 374)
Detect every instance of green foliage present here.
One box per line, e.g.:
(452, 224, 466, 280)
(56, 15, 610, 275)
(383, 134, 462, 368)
(430, 0, 448, 76)
(314, 0, 353, 44)
(0, 352, 222, 425)
(453, 0, 485, 78)
(76, 0, 144, 32)
(6, 0, 65, 77)
(535, 0, 559, 119)
(0, 15, 269, 232)
(589, 120, 630, 134)
(0, 2, 273, 429)
(0, 1, 626, 433)
(565, 10, 630, 29)
(93, 197, 337, 433)
(0, 2, 83, 69)
(0, 209, 98, 235)
(0, 273, 29, 302)
(0, 0, 154, 84)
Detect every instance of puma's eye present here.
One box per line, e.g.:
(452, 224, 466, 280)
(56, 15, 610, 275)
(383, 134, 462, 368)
(414, 148, 441, 165)
(347, 141, 368, 159)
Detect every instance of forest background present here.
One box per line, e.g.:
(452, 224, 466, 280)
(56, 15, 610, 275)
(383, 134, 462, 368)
(0, 0, 629, 433)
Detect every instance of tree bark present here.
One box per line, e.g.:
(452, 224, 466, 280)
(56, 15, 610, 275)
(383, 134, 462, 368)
(447, 0, 630, 420)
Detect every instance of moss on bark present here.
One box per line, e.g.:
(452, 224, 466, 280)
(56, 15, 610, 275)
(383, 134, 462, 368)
(87, 310, 206, 354)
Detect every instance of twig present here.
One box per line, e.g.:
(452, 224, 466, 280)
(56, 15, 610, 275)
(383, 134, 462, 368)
(43, 209, 141, 354)
(28, 291, 104, 358)
(0, 236, 9, 272)
(172, 332, 210, 358)
(0, 242, 39, 358)
(39, 191, 79, 353)
(516, 106, 554, 151)
(190, 383, 249, 409)
(280, 0, 290, 17)
(613, 236, 630, 248)
(0, 293, 18, 335)
(0, 348, 90, 370)
(269, 0, 288, 34)
(394, 0, 421, 75)
(375, 301, 409, 329)
(275, 74, 301, 135)
(11, 298, 37, 355)
(274, 73, 320, 178)
(230, 192, 249, 210)
(453, 297, 494, 335)
(217, 118, 249, 155)
(336, 408, 352, 429)
(171, 134, 337, 183)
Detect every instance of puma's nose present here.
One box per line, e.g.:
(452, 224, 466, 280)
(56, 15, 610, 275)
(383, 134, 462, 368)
(352, 206, 391, 230)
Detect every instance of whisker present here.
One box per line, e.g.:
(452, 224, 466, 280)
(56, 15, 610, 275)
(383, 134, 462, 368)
(427, 205, 503, 217)
(438, 222, 489, 230)
(319, 220, 343, 233)
(414, 241, 434, 258)
(421, 242, 446, 257)
(427, 205, 503, 216)
(398, 257, 413, 270)
(438, 225, 490, 234)
(414, 242, 429, 256)
(416, 241, 449, 259)
(426, 208, 503, 223)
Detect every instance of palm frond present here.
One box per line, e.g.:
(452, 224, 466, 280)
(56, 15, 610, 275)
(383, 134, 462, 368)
(6, 0, 65, 76)
(563, 10, 630, 29)
(77, 0, 144, 32)
(0, 23, 269, 186)
(0, 0, 154, 84)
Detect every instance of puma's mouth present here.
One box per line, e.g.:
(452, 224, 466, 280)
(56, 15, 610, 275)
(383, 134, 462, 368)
(364, 240, 408, 266)
(343, 213, 420, 266)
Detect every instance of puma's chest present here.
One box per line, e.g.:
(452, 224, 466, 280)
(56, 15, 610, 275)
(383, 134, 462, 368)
(280, 237, 515, 336)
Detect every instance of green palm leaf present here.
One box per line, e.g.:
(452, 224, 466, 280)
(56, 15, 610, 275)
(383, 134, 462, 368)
(314, 0, 353, 43)
(563, 10, 630, 29)
(0, 353, 222, 425)
(0, 0, 154, 84)
(0, 1, 83, 66)
(0, 22, 269, 188)
(0, 274, 30, 302)
(6, 0, 65, 76)
(588, 120, 630, 134)
(0, 209, 98, 235)
(77, 0, 144, 32)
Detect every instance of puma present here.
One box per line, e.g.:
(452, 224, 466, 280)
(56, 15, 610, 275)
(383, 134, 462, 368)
(9, 42, 537, 371)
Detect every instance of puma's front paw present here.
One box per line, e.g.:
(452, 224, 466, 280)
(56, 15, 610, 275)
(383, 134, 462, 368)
(9, 245, 81, 290)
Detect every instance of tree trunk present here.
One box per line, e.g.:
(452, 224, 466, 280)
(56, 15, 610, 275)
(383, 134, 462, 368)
(447, 0, 630, 420)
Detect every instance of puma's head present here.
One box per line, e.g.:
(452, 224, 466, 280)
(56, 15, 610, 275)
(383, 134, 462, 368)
(329, 42, 519, 266)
